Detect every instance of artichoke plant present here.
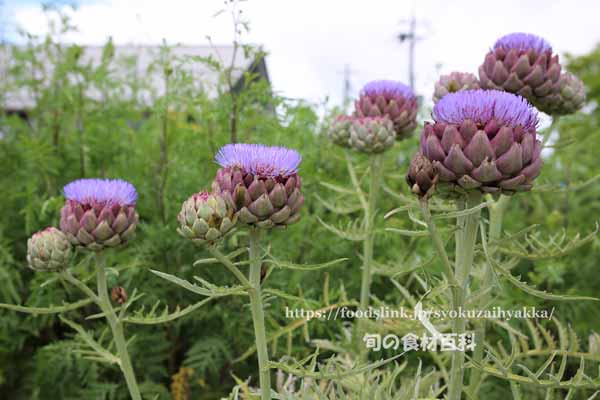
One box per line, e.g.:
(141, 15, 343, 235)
(433, 72, 480, 103)
(348, 116, 396, 153)
(177, 191, 236, 243)
(354, 80, 418, 140)
(60, 179, 139, 250)
(212, 143, 304, 229)
(27, 227, 72, 271)
(328, 115, 352, 147)
(534, 72, 586, 115)
(407, 90, 542, 196)
(479, 33, 561, 114)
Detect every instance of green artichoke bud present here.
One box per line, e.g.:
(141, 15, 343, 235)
(533, 72, 586, 115)
(27, 227, 72, 272)
(349, 116, 396, 153)
(433, 72, 480, 103)
(177, 191, 237, 243)
(328, 115, 352, 147)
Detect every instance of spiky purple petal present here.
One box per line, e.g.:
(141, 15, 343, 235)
(64, 179, 137, 206)
(493, 32, 552, 54)
(433, 90, 538, 131)
(360, 80, 415, 100)
(215, 144, 301, 178)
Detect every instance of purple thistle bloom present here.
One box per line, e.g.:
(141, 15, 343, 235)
(433, 89, 538, 131)
(64, 178, 138, 206)
(215, 143, 302, 178)
(360, 80, 415, 100)
(493, 32, 552, 54)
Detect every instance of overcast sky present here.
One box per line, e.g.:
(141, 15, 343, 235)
(3, 0, 600, 109)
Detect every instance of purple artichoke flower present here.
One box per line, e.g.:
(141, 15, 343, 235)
(60, 179, 139, 250)
(407, 90, 542, 196)
(212, 144, 304, 228)
(177, 191, 237, 243)
(433, 72, 480, 103)
(354, 80, 418, 140)
(479, 33, 561, 114)
(27, 227, 72, 271)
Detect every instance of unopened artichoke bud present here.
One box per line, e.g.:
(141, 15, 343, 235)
(328, 115, 352, 147)
(534, 72, 586, 115)
(354, 80, 418, 140)
(348, 116, 396, 153)
(27, 227, 72, 272)
(433, 72, 480, 103)
(479, 33, 562, 114)
(60, 179, 139, 251)
(212, 144, 304, 229)
(177, 191, 236, 243)
(111, 286, 128, 305)
(406, 154, 438, 198)
(419, 90, 542, 196)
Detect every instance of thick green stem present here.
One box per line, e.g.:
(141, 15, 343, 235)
(418, 199, 458, 289)
(448, 192, 482, 400)
(95, 253, 142, 400)
(359, 153, 383, 311)
(344, 150, 367, 211)
(248, 229, 271, 400)
(357, 154, 383, 358)
(207, 246, 251, 287)
(468, 194, 509, 395)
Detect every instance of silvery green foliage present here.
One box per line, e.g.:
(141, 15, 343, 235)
(226, 356, 444, 399)
(383, 179, 600, 398)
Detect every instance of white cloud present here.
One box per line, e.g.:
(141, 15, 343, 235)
(8, 0, 600, 107)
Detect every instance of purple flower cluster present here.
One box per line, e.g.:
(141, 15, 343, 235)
(493, 32, 552, 54)
(212, 143, 304, 228)
(433, 89, 538, 132)
(60, 178, 139, 249)
(64, 179, 138, 206)
(360, 80, 415, 101)
(215, 143, 302, 178)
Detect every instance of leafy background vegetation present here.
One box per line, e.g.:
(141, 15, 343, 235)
(0, 7, 599, 400)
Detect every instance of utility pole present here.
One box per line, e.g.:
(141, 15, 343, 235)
(338, 63, 354, 112)
(343, 64, 352, 110)
(398, 8, 425, 91)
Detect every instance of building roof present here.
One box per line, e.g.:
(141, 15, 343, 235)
(0, 44, 269, 110)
